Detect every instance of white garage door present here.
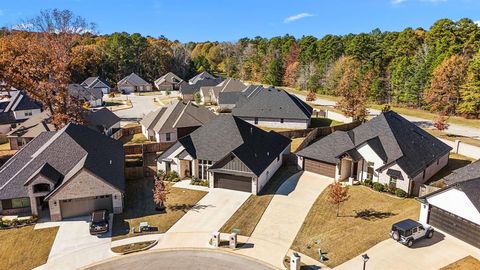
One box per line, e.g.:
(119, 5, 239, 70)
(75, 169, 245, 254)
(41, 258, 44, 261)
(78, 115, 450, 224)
(60, 195, 113, 219)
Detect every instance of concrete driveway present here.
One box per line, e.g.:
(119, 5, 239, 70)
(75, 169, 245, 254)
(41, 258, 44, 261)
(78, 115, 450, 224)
(107, 94, 162, 123)
(236, 171, 331, 268)
(335, 230, 480, 270)
(155, 188, 250, 248)
(34, 215, 115, 270)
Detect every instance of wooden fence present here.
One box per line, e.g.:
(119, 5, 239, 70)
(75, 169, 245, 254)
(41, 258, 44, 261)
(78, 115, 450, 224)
(123, 142, 174, 155)
(295, 121, 362, 152)
(111, 125, 142, 140)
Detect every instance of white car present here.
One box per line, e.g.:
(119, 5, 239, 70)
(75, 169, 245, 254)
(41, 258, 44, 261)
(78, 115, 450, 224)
(390, 219, 434, 247)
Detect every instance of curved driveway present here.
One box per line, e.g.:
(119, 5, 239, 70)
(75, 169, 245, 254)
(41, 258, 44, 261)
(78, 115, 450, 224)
(85, 249, 277, 270)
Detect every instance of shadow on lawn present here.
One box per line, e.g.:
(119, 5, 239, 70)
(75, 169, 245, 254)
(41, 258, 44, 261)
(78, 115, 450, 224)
(354, 209, 396, 220)
(168, 203, 215, 213)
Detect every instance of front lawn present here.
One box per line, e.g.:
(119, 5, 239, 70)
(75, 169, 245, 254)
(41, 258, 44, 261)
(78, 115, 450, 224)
(291, 185, 419, 267)
(112, 178, 207, 240)
(0, 226, 59, 270)
(441, 256, 480, 270)
(220, 166, 299, 236)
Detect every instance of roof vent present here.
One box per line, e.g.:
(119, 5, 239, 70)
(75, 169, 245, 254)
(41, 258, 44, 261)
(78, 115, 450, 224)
(250, 127, 253, 134)
(109, 160, 112, 165)
(267, 151, 270, 156)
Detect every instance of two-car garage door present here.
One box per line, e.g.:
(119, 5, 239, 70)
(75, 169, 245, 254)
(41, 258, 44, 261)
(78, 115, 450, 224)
(214, 173, 252, 193)
(303, 158, 336, 178)
(429, 206, 480, 249)
(60, 195, 113, 219)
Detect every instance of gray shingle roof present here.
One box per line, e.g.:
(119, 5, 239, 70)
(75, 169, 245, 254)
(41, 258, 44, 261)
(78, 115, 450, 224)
(86, 108, 120, 132)
(218, 85, 263, 105)
(0, 123, 124, 200)
(81, 77, 111, 89)
(297, 111, 452, 178)
(155, 72, 183, 86)
(7, 111, 54, 138)
(232, 87, 313, 120)
(0, 90, 42, 124)
(444, 160, 480, 185)
(188, 71, 216, 84)
(175, 115, 291, 176)
(68, 84, 103, 101)
(180, 78, 223, 95)
(117, 73, 150, 86)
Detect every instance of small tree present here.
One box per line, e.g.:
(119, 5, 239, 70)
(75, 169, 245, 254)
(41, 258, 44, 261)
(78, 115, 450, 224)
(306, 90, 316, 102)
(194, 92, 202, 104)
(434, 112, 449, 131)
(153, 174, 169, 211)
(328, 182, 350, 217)
(381, 104, 391, 113)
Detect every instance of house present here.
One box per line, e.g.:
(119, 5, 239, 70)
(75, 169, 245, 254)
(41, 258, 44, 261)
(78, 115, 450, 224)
(81, 76, 111, 94)
(140, 100, 215, 143)
(68, 84, 103, 107)
(419, 162, 480, 248)
(0, 123, 124, 221)
(218, 85, 263, 111)
(7, 108, 121, 150)
(232, 87, 313, 129)
(188, 71, 216, 84)
(157, 115, 291, 194)
(296, 111, 452, 196)
(0, 90, 42, 134)
(199, 78, 247, 105)
(180, 77, 223, 101)
(117, 73, 152, 93)
(154, 72, 183, 91)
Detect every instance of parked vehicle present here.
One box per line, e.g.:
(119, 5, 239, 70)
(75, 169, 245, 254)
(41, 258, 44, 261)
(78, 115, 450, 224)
(89, 210, 109, 235)
(390, 219, 434, 247)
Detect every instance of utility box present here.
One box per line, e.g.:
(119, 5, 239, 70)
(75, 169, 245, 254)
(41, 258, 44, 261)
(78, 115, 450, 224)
(290, 252, 301, 270)
(229, 232, 237, 249)
(211, 232, 220, 247)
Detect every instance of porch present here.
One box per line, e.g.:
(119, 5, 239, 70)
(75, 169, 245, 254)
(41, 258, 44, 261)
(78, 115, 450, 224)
(337, 153, 365, 185)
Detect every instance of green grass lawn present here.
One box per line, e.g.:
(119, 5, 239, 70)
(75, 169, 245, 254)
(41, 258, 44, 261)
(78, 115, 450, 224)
(441, 256, 480, 270)
(112, 178, 207, 240)
(220, 166, 299, 236)
(0, 226, 59, 270)
(291, 185, 419, 267)
(424, 129, 480, 148)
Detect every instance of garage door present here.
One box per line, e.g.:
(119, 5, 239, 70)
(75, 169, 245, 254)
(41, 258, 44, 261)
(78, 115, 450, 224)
(214, 173, 252, 193)
(429, 206, 480, 248)
(304, 158, 336, 178)
(60, 195, 113, 219)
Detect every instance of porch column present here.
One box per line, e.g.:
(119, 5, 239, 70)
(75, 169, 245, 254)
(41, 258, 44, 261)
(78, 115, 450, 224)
(30, 197, 38, 216)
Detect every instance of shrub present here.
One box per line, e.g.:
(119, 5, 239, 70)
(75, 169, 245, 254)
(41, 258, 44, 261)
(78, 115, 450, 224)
(363, 179, 373, 187)
(190, 177, 209, 187)
(385, 183, 396, 194)
(395, 188, 407, 198)
(372, 182, 384, 192)
(166, 171, 180, 182)
(165, 90, 171, 96)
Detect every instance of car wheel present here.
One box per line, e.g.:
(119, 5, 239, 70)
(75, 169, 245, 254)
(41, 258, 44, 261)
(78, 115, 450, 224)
(407, 239, 413, 247)
(427, 230, 434, 238)
(392, 231, 400, 241)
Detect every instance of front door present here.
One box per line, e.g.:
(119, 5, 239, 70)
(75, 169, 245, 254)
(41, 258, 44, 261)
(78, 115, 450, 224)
(352, 162, 358, 178)
(165, 162, 171, 173)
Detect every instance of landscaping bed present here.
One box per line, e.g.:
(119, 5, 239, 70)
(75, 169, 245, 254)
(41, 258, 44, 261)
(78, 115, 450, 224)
(291, 185, 419, 267)
(112, 178, 207, 240)
(0, 226, 59, 270)
(0, 215, 38, 229)
(111, 241, 156, 254)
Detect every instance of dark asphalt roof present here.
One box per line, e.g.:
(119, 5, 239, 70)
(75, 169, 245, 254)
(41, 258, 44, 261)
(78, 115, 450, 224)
(188, 71, 216, 84)
(81, 77, 111, 89)
(218, 85, 263, 106)
(86, 108, 120, 132)
(118, 73, 150, 86)
(155, 72, 183, 86)
(176, 115, 291, 176)
(0, 90, 42, 124)
(232, 87, 313, 120)
(0, 123, 125, 200)
(444, 160, 480, 185)
(297, 111, 452, 178)
(180, 78, 223, 95)
(68, 84, 103, 101)
(7, 111, 54, 138)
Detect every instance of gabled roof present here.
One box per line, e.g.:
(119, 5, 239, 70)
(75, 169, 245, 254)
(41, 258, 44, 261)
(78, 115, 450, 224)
(219, 85, 263, 105)
(86, 108, 120, 133)
(0, 123, 124, 200)
(188, 71, 216, 84)
(155, 72, 183, 86)
(204, 78, 248, 99)
(117, 73, 150, 86)
(68, 84, 103, 101)
(81, 77, 111, 89)
(444, 160, 480, 185)
(180, 78, 223, 95)
(173, 115, 291, 176)
(0, 90, 42, 124)
(140, 101, 215, 134)
(232, 87, 313, 120)
(297, 111, 452, 178)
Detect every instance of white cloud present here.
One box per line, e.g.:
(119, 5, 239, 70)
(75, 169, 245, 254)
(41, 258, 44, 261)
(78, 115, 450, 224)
(392, 0, 407, 4)
(284, 13, 314, 23)
(475, 20, 480, 27)
(12, 23, 33, 30)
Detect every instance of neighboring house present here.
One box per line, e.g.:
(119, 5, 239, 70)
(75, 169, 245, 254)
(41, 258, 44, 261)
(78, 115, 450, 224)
(154, 72, 183, 91)
(68, 84, 103, 107)
(218, 85, 263, 111)
(157, 115, 291, 194)
(81, 76, 111, 94)
(0, 123, 124, 221)
(180, 77, 223, 101)
(140, 100, 215, 143)
(117, 73, 152, 93)
(232, 87, 313, 129)
(296, 111, 452, 196)
(419, 163, 480, 248)
(0, 90, 42, 134)
(7, 109, 121, 150)
(199, 78, 247, 105)
(188, 71, 216, 84)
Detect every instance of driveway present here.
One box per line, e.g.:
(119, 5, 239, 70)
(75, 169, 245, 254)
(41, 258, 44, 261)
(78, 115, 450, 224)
(155, 188, 250, 248)
(335, 230, 480, 270)
(107, 94, 162, 123)
(34, 215, 115, 270)
(236, 171, 331, 268)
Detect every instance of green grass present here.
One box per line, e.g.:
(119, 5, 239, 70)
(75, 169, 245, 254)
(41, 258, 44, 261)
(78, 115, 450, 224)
(220, 166, 299, 236)
(310, 117, 342, 127)
(425, 129, 480, 148)
(112, 178, 207, 240)
(0, 226, 59, 270)
(291, 185, 419, 267)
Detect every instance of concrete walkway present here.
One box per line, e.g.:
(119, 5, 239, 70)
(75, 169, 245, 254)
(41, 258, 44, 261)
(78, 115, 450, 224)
(173, 179, 210, 191)
(335, 230, 480, 270)
(236, 171, 331, 269)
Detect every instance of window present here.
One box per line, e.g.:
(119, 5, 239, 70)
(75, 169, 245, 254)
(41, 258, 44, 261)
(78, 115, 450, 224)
(24, 111, 33, 117)
(366, 162, 375, 180)
(17, 137, 23, 147)
(198, 159, 213, 180)
(389, 176, 397, 187)
(412, 228, 417, 233)
(11, 198, 30, 209)
(254, 117, 258, 124)
(166, 133, 171, 141)
(280, 118, 284, 123)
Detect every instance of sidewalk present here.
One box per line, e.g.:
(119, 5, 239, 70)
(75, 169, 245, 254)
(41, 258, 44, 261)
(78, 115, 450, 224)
(173, 180, 210, 192)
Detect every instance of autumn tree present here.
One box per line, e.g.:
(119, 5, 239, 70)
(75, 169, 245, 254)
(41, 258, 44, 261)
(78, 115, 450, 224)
(328, 182, 349, 217)
(153, 172, 169, 211)
(433, 112, 449, 131)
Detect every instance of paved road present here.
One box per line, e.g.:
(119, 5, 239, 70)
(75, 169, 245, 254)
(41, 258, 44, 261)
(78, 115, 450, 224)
(293, 93, 480, 139)
(85, 249, 276, 270)
(106, 94, 162, 123)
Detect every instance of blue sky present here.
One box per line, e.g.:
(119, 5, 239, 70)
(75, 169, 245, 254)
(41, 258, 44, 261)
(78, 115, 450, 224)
(0, 0, 479, 42)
